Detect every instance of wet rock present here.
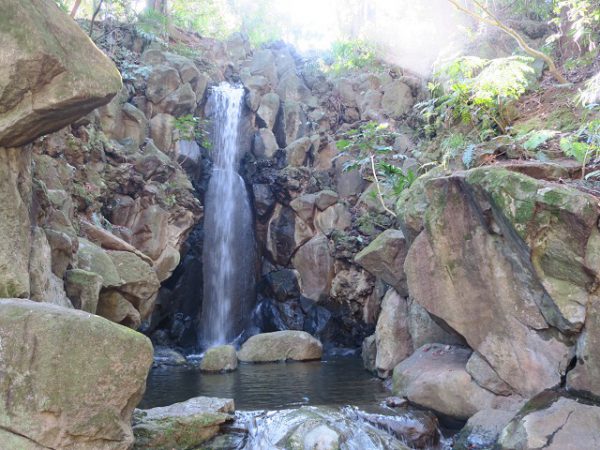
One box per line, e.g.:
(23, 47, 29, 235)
(362, 334, 377, 373)
(201, 345, 238, 372)
(0, 0, 122, 147)
(498, 391, 600, 450)
(375, 289, 412, 377)
(154, 346, 187, 366)
(355, 229, 409, 296)
(393, 344, 516, 420)
(302, 424, 340, 450)
(454, 409, 516, 450)
(0, 299, 152, 449)
(263, 269, 301, 302)
(253, 183, 276, 219)
(292, 234, 335, 301)
(238, 331, 323, 362)
(568, 297, 600, 397)
(133, 396, 234, 450)
(359, 410, 440, 449)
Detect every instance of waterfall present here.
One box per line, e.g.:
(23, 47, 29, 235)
(200, 83, 255, 348)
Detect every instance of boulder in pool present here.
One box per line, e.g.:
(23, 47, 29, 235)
(132, 396, 234, 449)
(201, 344, 238, 372)
(238, 331, 323, 363)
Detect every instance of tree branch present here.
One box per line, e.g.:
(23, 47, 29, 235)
(447, 0, 569, 84)
(370, 154, 397, 218)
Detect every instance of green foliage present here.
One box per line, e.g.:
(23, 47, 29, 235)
(169, 0, 238, 39)
(135, 8, 169, 45)
(53, 0, 69, 12)
(560, 119, 600, 176)
(522, 130, 560, 151)
(326, 40, 378, 74)
(550, 0, 600, 55)
(336, 121, 416, 199)
(418, 56, 534, 138)
(173, 115, 211, 148)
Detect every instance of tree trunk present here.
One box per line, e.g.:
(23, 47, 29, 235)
(70, 0, 82, 18)
(146, 0, 168, 15)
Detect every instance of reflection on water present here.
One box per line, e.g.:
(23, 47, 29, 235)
(139, 357, 388, 410)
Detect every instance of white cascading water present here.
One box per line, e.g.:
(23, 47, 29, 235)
(200, 83, 255, 348)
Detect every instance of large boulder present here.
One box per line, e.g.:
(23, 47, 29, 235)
(200, 345, 238, 372)
(133, 397, 234, 450)
(498, 391, 600, 450)
(292, 234, 335, 302)
(404, 169, 581, 397)
(381, 80, 414, 118)
(0, 0, 122, 147)
(237, 331, 323, 362)
(266, 204, 313, 266)
(568, 297, 600, 397)
(393, 344, 517, 420)
(355, 229, 409, 296)
(0, 148, 32, 297)
(0, 299, 153, 449)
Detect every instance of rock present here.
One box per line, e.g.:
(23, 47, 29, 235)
(302, 424, 340, 450)
(253, 183, 276, 218)
(263, 269, 301, 302)
(267, 204, 313, 266)
(154, 346, 187, 366)
(329, 266, 377, 322)
(0, 148, 31, 297)
(292, 234, 335, 302)
(97, 290, 142, 329)
(375, 289, 412, 377)
(249, 49, 278, 86)
(358, 89, 383, 121)
(0, 299, 153, 449)
(569, 295, 600, 396)
(275, 101, 306, 148)
(454, 409, 516, 450)
(381, 80, 414, 118)
(64, 269, 103, 313)
(314, 203, 352, 235)
(286, 136, 312, 167)
(257, 92, 280, 130)
(355, 229, 409, 296)
(276, 72, 315, 105)
(0, 0, 122, 147)
(133, 396, 234, 450)
(290, 193, 317, 225)
(121, 103, 149, 148)
(466, 352, 514, 396)
(362, 334, 377, 373)
(77, 238, 121, 287)
(146, 64, 181, 104)
(332, 153, 366, 198)
(498, 391, 600, 450)
(200, 345, 238, 372)
(107, 250, 161, 320)
(237, 331, 323, 362)
(393, 344, 515, 420)
(359, 410, 440, 449)
(314, 190, 339, 211)
(407, 298, 465, 349)
(158, 82, 197, 116)
(404, 171, 575, 397)
(253, 128, 279, 159)
(150, 113, 175, 154)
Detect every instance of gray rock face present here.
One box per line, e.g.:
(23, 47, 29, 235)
(257, 92, 280, 130)
(454, 409, 516, 450)
(292, 234, 335, 301)
(498, 392, 600, 450)
(133, 396, 234, 450)
(0, 299, 153, 450)
(393, 344, 517, 420)
(237, 331, 323, 362)
(381, 80, 414, 118)
(0, 0, 122, 147)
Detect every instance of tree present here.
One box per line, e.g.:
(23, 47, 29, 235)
(147, 0, 168, 14)
(446, 0, 569, 84)
(70, 0, 82, 17)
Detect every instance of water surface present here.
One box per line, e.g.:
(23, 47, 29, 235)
(140, 357, 388, 410)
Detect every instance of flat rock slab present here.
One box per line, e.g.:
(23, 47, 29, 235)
(133, 396, 234, 450)
(238, 330, 323, 362)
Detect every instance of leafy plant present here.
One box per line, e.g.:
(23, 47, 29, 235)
(522, 130, 560, 151)
(560, 119, 600, 177)
(336, 121, 415, 217)
(173, 115, 212, 148)
(418, 55, 534, 137)
(135, 8, 170, 45)
(327, 40, 379, 75)
(550, 0, 600, 56)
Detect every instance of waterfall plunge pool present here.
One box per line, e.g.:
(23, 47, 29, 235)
(139, 357, 388, 411)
